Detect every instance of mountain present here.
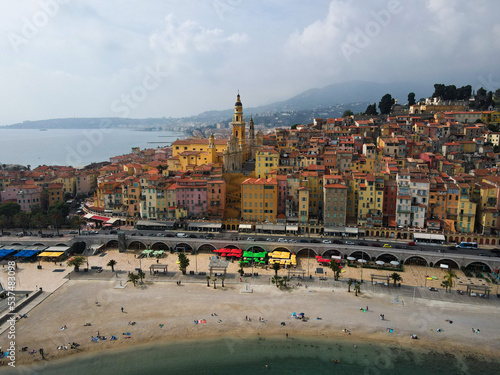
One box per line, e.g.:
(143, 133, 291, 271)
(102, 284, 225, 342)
(2, 80, 432, 130)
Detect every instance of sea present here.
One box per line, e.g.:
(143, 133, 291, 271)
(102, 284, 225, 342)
(4, 337, 498, 375)
(0, 128, 184, 167)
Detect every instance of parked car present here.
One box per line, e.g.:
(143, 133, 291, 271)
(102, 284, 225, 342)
(188, 234, 197, 238)
(407, 241, 416, 246)
(383, 244, 392, 248)
(299, 239, 309, 243)
(110, 230, 118, 235)
(332, 240, 342, 244)
(165, 233, 174, 237)
(345, 241, 355, 245)
(372, 243, 382, 247)
(358, 242, 368, 246)
(428, 287, 438, 292)
(322, 240, 332, 244)
(69, 230, 78, 234)
(311, 239, 321, 243)
(246, 237, 255, 241)
(256, 238, 266, 242)
(478, 253, 491, 257)
(90, 230, 99, 235)
(177, 233, 187, 238)
(266, 238, 273, 242)
(148, 233, 156, 237)
(157, 233, 166, 237)
(16, 232, 24, 237)
(288, 239, 297, 243)
(278, 238, 287, 243)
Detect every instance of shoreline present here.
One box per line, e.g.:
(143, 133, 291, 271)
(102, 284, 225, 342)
(3, 280, 500, 368)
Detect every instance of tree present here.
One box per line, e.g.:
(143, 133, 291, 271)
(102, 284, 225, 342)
(128, 272, 139, 287)
(329, 260, 342, 281)
(221, 276, 225, 288)
(137, 269, 146, 284)
(178, 252, 190, 275)
(390, 272, 402, 286)
(354, 281, 361, 296)
(477, 87, 487, 97)
(378, 94, 395, 115)
(271, 262, 281, 277)
(67, 256, 85, 272)
(48, 210, 63, 236)
(71, 215, 84, 235)
(206, 275, 211, 287)
(31, 213, 44, 235)
(107, 259, 117, 272)
(290, 124, 299, 130)
(48, 201, 70, 218)
(271, 275, 283, 289)
(342, 110, 354, 117)
(441, 280, 451, 292)
(408, 92, 416, 106)
(238, 265, 244, 276)
(364, 103, 378, 115)
(432, 84, 446, 99)
(347, 278, 354, 293)
(14, 212, 30, 234)
(443, 270, 457, 291)
(0, 215, 7, 235)
(0, 202, 21, 219)
(212, 277, 217, 289)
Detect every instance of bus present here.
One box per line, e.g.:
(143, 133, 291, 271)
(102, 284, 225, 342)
(455, 242, 478, 249)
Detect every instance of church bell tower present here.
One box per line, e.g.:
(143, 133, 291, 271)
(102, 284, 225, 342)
(232, 93, 246, 151)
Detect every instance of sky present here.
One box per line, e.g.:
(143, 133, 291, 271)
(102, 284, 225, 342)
(0, 0, 499, 125)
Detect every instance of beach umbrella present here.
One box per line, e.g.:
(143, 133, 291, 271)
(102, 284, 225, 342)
(347, 256, 356, 261)
(375, 260, 385, 265)
(358, 259, 367, 263)
(390, 261, 400, 266)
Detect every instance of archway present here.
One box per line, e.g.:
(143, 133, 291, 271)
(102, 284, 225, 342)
(349, 251, 371, 261)
(296, 248, 316, 257)
(404, 256, 428, 266)
(465, 262, 492, 273)
(33, 243, 45, 247)
(479, 238, 484, 245)
(10, 243, 23, 246)
(323, 249, 343, 258)
(375, 231, 380, 237)
(492, 239, 496, 245)
(174, 243, 193, 252)
(105, 240, 118, 248)
(376, 253, 398, 263)
(222, 244, 240, 250)
(55, 243, 68, 247)
(128, 241, 146, 250)
(402, 233, 408, 239)
(467, 237, 472, 242)
(198, 244, 217, 253)
(434, 259, 459, 269)
(151, 242, 169, 251)
(485, 239, 490, 245)
(396, 232, 401, 239)
(247, 246, 266, 253)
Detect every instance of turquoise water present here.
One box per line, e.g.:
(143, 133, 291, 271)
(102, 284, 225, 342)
(0, 129, 183, 167)
(5, 337, 498, 375)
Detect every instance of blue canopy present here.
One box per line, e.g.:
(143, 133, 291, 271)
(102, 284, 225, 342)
(13, 250, 40, 258)
(0, 249, 16, 258)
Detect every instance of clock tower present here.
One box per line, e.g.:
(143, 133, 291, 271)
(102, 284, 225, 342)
(232, 93, 246, 151)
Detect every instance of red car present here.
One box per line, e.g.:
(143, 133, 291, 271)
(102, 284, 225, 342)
(407, 242, 416, 246)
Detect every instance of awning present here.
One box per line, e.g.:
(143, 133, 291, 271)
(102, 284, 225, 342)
(286, 225, 298, 231)
(262, 224, 286, 231)
(324, 227, 344, 233)
(39, 251, 65, 257)
(345, 227, 359, 234)
(14, 250, 40, 258)
(239, 224, 253, 230)
(188, 223, 222, 229)
(84, 213, 93, 219)
(90, 215, 110, 222)
(106, 218, 120, 224)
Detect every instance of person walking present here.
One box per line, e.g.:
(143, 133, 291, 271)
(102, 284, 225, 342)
(121, 307, 124, 313)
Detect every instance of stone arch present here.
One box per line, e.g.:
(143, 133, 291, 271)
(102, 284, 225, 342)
(10, 243, 23, 246)
(434, 258, 459, 269)
(403, 233, 408, 239)
(479, 238, 484, 245)
(396, 232, 401, 239)
(375, 253, 399, 263)
(198, 243, 217, 253)
(375, 231, 380, 237)
(460, 237, 465, 242)
(323, 249, 343, 258)
(349, 251, 371, 261)
(151, 242, 169, 251)
(105, 240, 118, 248)
(385, 232, 389, 238)
(33, 243, 45, 247)
(55, 243, 67, 247)
(247, 246, 266, 253)
(465, 261, 492, 273)
(404, 256, 428, 266)
(222, 244, 240, 250)
(174, 243, 193, 252)
(467, 237, 472, 243)
(491, 239, 496, 245)
(222, 224, 226, 230)
(485, 238, 490, 245)
(128, 241, 146, 250)
(295, 248, 316, 257)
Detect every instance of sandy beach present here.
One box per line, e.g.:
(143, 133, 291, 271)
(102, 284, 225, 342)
(1, 248, 499, 368)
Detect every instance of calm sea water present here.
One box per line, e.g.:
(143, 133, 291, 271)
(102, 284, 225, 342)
(6, 337, 498, 375)
(0, 128, 183, 167)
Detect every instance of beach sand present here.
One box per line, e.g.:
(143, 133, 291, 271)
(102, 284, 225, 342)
(3, 273, 500, 367)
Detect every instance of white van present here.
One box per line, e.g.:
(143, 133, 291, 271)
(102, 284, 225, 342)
(177, 233, 187, 238)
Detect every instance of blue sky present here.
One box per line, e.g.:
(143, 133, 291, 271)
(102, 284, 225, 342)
(0, 0, 499, 125)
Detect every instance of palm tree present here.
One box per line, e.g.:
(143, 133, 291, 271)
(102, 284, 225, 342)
(206, 275, 211, 287)
(178, 253, 190, 275)
(213, 277, 217, 289)
(329, 260, 341, 281)
(137, 269, 146, 284)
(238, 265, 244, 276)
(390, 272, 402, 287)
(31, 213, 44, 235)
(71, 215, 84, 235)
(221, 276, 225, 288)
(107, 259, 117, 272)
(128, 272, 139, 287)
(347, 278, 354, 293)
(272, 262, 281, 277)
(49, 211, 63, 236)
(14, 212, 29, 235)
(271, 275, 283, 289)
(444, 270, 457, 291)
(67, 256, 85, 272)
(354, 282, 361, 296)
(441, 280, 450, 292)
(282, 276, 289, 288)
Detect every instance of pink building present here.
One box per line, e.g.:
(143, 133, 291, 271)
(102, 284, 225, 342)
(175, 179, 208, 217)
(276, 175, 288, 215)
(17, 185, 42, 212)
(1, 185, 20, 202)
(76, 172, 95, 195)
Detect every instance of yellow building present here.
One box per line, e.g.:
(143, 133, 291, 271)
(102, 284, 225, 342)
(457, 184, 476, 233)
(255, 148, 279, 178)
(241, 178, 278, 222)
(298, 187, 309, 224)
(53, 174, 76, 195)
(356, 174, 383, 227)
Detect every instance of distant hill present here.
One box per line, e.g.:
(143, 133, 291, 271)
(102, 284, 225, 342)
(2, 80, 431, 130)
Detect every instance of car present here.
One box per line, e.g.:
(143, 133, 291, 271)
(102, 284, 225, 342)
(299, 239, 309, 243)
(16, 232, 24, 237)
(90, 230, 99, 235)
(157, 233, 166, 237)
(246, 237, 255, 241)
(491, 249, 500, 254)
(358, 242, 368, 246)
(110, 230, 118, 235)
(478, 253, 491, 257)
(69, 230, 78, 234)
(165, 233, 174, 237)
(407, 242, 416, 246)
(266, 238, 273, 242)
(383, 244, 392, 248)
(148, 233, 156, 236)
(322, 240, 332, 244)
(311, 239, 321, 243)
(177, 233, 188, 238)
(277, 238, 287, 243)
(256, 238, 266, 242)
(345, 241, 355, 245)
(428, 287, 438, 292)
(188, 234, 197, 238)
(288, 239, 297, 243)
(372, 243, 382, 247)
